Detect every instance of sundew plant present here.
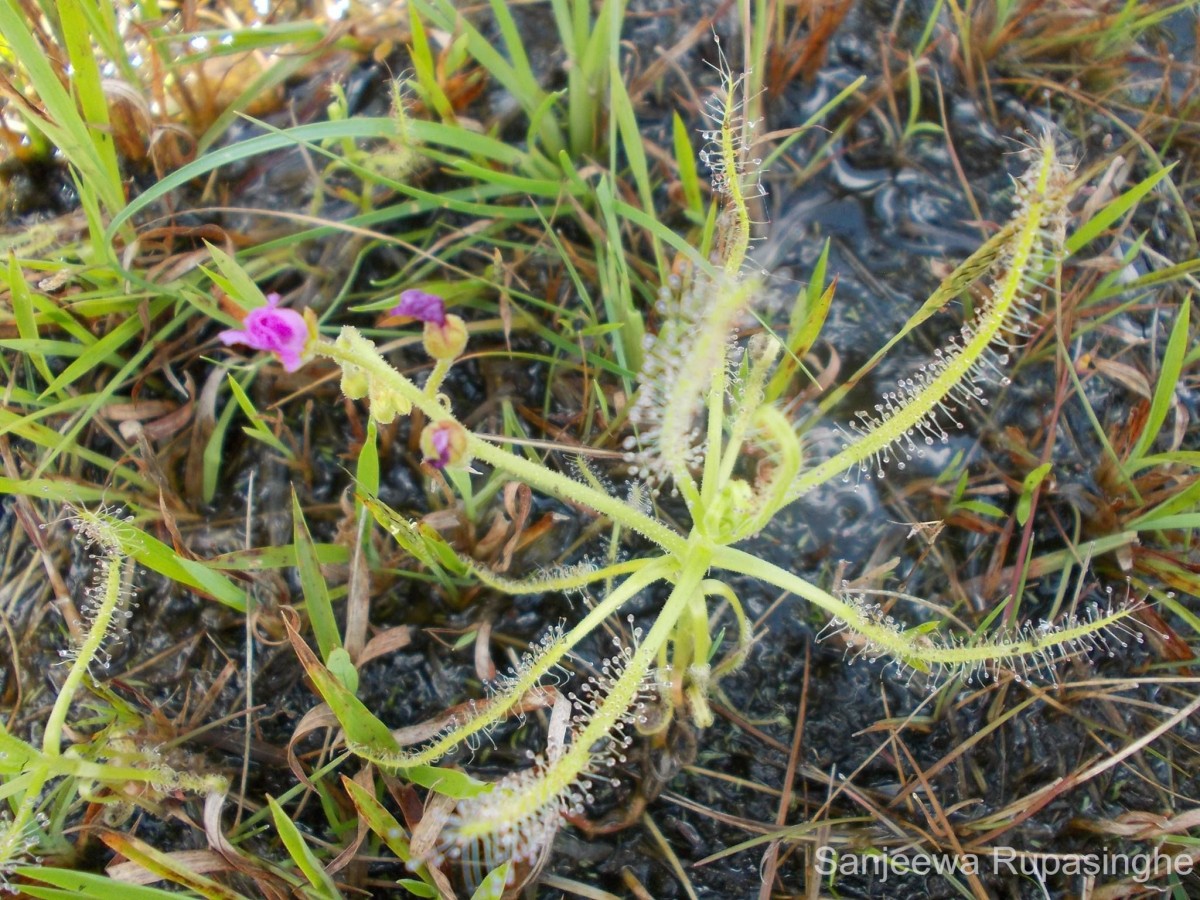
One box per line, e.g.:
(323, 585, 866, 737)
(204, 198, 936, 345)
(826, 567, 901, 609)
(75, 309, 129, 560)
(3, 4, 1195, 896)
(244, 72, 1156, 888)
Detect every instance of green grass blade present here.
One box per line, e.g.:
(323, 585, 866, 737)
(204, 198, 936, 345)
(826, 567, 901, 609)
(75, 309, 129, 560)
(0, 474, 143, 509)
(204, 242, 270, 308)
(672, 111, 704, 216)
(469, 863, 512, 900)
(1066, 164, 1176, 256)
(611, 68, 664, 282)
(285, 619, 484, 797)
(341, 776, 418, 865)
(6, 253, 55, 388)
(225, 375, 295, 460)
(210, 543, 349, 571)
(766, 238, 834, 401)
(1126, 299, 1190, 467)
(14, 868, 192, 899)
(56, 0, 123, 203)
(595, 176, 645, 375)
(292, 488, 342, 662)
(1127, 478, 1200, 530)
(0, 408, 153, 490)
(111, 523, 248, 612)
(405, 5, 455, 123)
(37, 296, 172, 399)
(0, 0, 123, 214)
(266, 796, 343, 900)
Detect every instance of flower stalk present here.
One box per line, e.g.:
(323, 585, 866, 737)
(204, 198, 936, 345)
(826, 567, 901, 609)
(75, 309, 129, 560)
(315, 328, 686, 553)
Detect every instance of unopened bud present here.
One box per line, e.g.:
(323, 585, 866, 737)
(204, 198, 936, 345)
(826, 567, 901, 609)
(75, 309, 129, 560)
(422, 314, 468, 361)
(420, 420, 470, 469)
(369, 386, 410, 425)
(340, 365, 369, 400)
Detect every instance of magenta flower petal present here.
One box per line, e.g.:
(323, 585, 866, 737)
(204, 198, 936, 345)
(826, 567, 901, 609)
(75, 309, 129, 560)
(219, 294, 309, 372)
(389, 289, 446, 327)
(274, 350, 303, 372)
(419, 421, 469, 470)
(218, 328, 248, 347)
(429, 426, 452, 468)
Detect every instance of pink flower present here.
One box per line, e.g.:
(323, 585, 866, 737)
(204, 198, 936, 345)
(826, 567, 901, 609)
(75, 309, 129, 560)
(389, 289, 446, 326)
(218, 293, 309, 372)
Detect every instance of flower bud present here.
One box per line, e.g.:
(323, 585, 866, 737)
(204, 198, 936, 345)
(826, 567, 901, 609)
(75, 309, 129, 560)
(419, 420, 470, 469)
(423, 314, 468, 361)
(340, 365, 369, 400)
(370, 388, 397, 425)
(368, 386, 410, 425)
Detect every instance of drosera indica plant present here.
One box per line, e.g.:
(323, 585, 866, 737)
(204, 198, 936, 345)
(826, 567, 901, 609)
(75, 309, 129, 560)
(206, 70, 1160, 890)
(0, 507, 227, 888)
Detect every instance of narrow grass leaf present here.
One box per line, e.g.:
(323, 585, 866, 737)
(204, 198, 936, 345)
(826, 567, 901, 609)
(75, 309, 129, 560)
(470, 863, 512, 900)
(285, 619, 485, 797)
(614, 199, 714, 276)
(611, 70, 665, 281)
(37, 297, 172, 400)
(341, 776, 421, 867)
(1127, 478, 1200, 529)
(1066, 164, 1176, 256)
(25, 284, 95, 346)
(0, 409, 152, 490)
(1017, 463, 1052, 526)
(57, 0, 123, 202)
(6, 253, 55, 387)
(204, 243, 269, 308)
(406, 6, 456, 123)
(357, 418, 380, 500)
(1159, 591, 1200, 636)
(766, 239, 834, 401)
(226, 375, 294, 460)
(955, 499, 1007, 518)
(595, 176, 645, 374)
(362, 492, 466, 598)
(0, 475, 142, 509)
(14, 868, 188, 899)
(202, 375, 241, 504)
(266, 796, 342, 899)
(760, 75, 866, 172)
(411, 0, 561, 154)
(108, 523, 248, 612)
(672, 111, 704, 215)
(96, 833, 248, 900)
(0, 339, 89, 357)
(1129, 514, 1200, 531)
(210, 543, 349, 570)
(1127, 299, 1190, 466)
(292, 488, 342, 662)
(444, 157, 575, 198)
(0, 0, 121, 213)
(106, 118, 418, 240)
